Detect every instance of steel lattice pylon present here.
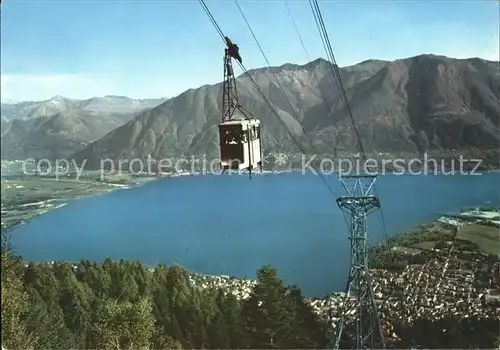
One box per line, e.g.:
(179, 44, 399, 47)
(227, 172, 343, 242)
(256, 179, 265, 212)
(222, 46, 239, 121)
(333, 174, 386, 349)
(221, 36, 253, 122)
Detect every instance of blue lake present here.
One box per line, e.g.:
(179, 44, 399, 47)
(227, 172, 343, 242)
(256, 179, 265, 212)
(10, 172, 500, 297)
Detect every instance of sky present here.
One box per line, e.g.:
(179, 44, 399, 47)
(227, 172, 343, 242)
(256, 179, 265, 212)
(1, 0, 499, 102)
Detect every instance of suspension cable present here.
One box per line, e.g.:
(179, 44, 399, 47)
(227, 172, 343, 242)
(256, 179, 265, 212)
(234, 0, 342, 192)
(309, 0, 366, 162)
(309, 1, 395, 312)
(285, 0, 342, 156)
(235, 0, 320, 152)
(307, 0, 389, 257)
(199, 0, 226, 44)
(199, 0, 339, 197)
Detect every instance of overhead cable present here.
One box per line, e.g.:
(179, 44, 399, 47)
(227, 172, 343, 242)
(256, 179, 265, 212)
(199, 0, 339, 197)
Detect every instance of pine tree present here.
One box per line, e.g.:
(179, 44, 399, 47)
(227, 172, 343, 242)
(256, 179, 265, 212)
(1, 228, 37, 349)
(92, 297, 156, 349)
(241, 265, 297, 348)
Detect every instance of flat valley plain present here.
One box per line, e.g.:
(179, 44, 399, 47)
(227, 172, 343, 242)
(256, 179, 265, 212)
(1, 170, 157, 231)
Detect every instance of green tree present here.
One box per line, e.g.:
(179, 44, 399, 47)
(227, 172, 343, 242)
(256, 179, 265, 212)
(152, 327, 183, 349)
(288, 285, 328, 348)
(93, 297, 156, 349)
(23, 292, 76, 349)
(1, 229, 36, 348)
(241, 266, 300, 348)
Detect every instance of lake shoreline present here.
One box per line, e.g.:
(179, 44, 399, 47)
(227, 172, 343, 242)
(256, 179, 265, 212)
(3, 170, 498, 231)
(1, 175, 158, 231)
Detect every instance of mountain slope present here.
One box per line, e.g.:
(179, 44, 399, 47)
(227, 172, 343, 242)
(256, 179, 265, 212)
(2, 109, 119, 159)
(0, 96, 167, 159)
(72, 58, 392, 167)
(72, 55, 500, 169)
(0, 95, 167, 121)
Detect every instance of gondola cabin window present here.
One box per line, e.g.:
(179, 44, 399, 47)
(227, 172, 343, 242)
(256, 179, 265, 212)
(219, 119, 262, 171)
(222, 127, 245, 144)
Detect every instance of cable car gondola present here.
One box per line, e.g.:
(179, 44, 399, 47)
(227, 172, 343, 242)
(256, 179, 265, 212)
(218, 37, 262, 178)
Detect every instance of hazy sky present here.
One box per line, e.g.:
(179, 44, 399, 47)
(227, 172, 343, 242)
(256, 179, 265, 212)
(1, 0, 498, 102)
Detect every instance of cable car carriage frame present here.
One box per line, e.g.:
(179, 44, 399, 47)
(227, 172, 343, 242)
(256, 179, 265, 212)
(218, 36, 263, 177)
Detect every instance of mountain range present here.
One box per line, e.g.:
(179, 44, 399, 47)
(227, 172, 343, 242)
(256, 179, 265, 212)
(1, 96, 167, 159)
(2, 54, 499, 168)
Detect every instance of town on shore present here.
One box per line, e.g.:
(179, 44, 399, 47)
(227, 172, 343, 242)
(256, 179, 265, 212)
(184, 208, 500, 342)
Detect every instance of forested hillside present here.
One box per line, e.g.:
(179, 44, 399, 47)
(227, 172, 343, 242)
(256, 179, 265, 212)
(1, 232, 327, 349)
(1, 230, 498, 349)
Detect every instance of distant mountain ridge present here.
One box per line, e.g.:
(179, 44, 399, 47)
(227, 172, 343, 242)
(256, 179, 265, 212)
(1, 96, 167, 159)
(71, 54, 500, 169)
(0, 95, 168, 121)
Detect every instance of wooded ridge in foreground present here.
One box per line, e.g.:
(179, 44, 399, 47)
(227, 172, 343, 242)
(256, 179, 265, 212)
(2, 226, 499, 349)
